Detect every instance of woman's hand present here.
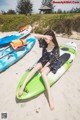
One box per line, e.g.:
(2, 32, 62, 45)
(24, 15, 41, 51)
(44, 35, 52, 41)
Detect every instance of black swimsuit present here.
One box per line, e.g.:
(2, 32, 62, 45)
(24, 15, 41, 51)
(38, 39, 60, 74)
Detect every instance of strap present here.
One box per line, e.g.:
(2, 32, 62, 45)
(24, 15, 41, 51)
(10, 39, 27, 50)
(20, 39, 24, 46)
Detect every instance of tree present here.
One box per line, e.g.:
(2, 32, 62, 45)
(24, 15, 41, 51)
(1, 10, 6, 15)
(41, 0, 55, 13)
(63, 10, 66, 14)
(16, 0, 33, 15)
(57, 9, 62, 14)
(69, 7, 80, 13)
(7, 9, 16, 14)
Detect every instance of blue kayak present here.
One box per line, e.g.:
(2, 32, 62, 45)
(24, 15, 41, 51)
(0, 36, 36, 72)
(0, 25, 32, 46)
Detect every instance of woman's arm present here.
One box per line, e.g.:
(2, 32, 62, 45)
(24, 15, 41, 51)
(31, 33, 52, 41)
(31, 33, 45, 40)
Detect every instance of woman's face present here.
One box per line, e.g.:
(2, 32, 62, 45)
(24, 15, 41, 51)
(44, 35, 53, 44)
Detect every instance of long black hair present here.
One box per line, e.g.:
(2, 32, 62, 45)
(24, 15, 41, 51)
(38, 30, 59, 57)
(44, 30, 60, 58)
(44, 30, 59, 48)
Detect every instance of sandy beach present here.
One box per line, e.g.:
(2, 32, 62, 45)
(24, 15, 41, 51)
(0, 32, 80, 120)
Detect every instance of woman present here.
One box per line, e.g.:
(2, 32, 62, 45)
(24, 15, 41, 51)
(18, 30, 59, 110)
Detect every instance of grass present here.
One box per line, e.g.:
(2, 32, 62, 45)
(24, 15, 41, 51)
(0, 13, 80, 34)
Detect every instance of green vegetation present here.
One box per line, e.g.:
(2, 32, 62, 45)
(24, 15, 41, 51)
(0, 13, 80, 35)
(16, 0, 33, 15)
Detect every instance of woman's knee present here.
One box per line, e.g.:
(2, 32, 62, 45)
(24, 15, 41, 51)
(41, 67, 50, 76)
(35, 63, 42, 70)
(41, 71, 46, 77)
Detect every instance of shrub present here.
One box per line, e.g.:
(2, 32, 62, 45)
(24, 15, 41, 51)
(72, 17, 80, 32)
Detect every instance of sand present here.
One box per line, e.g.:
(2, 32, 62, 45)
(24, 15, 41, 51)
(0, 32, 80, 120)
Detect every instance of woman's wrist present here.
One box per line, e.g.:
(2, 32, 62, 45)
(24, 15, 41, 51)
(42, 35, 45, 39)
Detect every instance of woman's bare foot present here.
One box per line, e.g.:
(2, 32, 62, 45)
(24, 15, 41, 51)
(18, 87, 24, 96)
(49, 97, 54, 111)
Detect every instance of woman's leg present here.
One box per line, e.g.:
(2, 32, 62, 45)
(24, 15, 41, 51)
(41, 67, 54, 111)
(18, 63, 42, 96)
